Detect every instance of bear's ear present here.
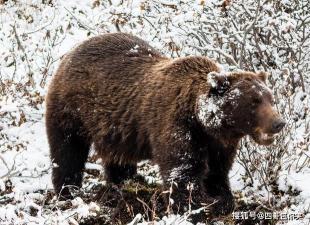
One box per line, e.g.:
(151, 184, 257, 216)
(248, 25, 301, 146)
(208, 72, 231, 96)
(257, 71, 269, 83)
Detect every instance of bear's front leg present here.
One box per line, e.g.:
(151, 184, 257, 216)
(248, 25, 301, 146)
(200, 137, 238, 216)
(159, 160, 208, 213)
(152, 131, 210, 217)
(152, 126, 236, 223)
(203, 171, 234, 216)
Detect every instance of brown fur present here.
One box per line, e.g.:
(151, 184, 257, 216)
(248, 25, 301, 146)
(46, 33, 285, 219)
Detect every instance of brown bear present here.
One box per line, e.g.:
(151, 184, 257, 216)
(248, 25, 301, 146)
(46, 33, 285, 216)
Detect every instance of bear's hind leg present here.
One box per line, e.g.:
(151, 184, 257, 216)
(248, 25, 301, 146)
(47, 121, 90, 198)
(105, 163, 137, 184)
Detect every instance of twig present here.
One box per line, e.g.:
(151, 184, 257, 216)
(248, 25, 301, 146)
(0, 151, 23, 179)
(63, 7, 97, 35)
(238, 0, 261, 68)
(191, 45, 239, 67)
(11, 24, 34, 85)
(127, 214, 142, 225)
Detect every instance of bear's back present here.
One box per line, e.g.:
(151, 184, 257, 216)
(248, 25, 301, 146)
(53, 33, 165, 86)
(69, 33, 162, 62)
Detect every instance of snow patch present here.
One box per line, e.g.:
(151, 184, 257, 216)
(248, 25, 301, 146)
(278, 169, 310, 199)
(168, 164, 192, 181)
(207, 71, 227, 88)
(129, 44, 140, 53)
(197, 94, 224, 129)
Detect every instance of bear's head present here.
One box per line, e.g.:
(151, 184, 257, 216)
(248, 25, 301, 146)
(196, 71, 285, 145)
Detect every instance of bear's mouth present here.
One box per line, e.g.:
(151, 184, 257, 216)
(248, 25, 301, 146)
(251, 130, 276, 145)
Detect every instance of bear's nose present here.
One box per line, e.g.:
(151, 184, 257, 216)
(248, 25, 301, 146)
(271, 119, 286, 133)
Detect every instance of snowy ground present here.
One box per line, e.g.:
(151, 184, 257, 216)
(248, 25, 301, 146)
(0, 0, 309, 224)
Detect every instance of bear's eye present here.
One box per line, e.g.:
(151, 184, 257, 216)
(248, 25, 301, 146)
(253, 97, 262, 105)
